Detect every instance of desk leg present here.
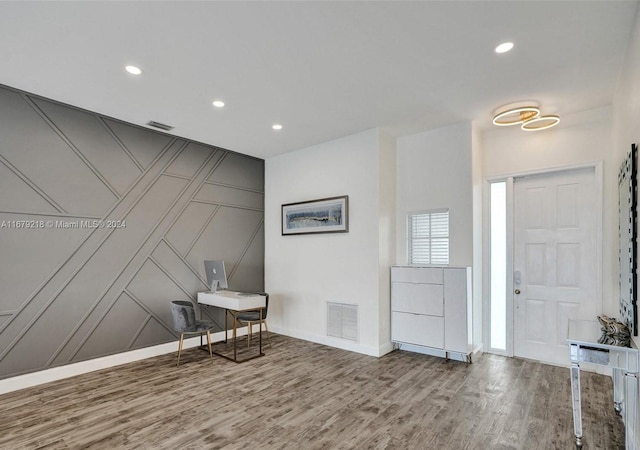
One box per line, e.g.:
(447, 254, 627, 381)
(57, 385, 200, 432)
(210, 307, 263, 363)
(224, 309, 229, 343)
(232, 311, 238, 362)
(614, 368, 623, 415)
(624, 371, 638, 450)
(199, 304, 205, 348)
(570, 361, 583, 447)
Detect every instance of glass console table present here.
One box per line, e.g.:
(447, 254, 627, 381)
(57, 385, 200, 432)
(567, 319, 638, 449)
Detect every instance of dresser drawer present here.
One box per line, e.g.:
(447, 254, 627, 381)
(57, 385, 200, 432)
(391, 312, 444, 348)
(391, 266, 443, 284)
(391, 282, 443, 316)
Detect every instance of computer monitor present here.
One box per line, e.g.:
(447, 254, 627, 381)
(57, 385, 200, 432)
(204, 260, 228, 291)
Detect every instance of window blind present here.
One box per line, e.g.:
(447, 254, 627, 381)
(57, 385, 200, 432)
(409, 210, 449, 265)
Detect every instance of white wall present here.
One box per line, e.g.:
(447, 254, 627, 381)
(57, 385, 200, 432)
(377, 130, 396, 347)
(482, 106, 616, 317)
(265, 129, 392, 356)
(395, 122, 480, 351)
(613, 4, 640, 162)
(396, 122, 474, 267)
(471, 123, 484, 349)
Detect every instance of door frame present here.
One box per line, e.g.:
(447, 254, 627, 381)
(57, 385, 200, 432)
(483, 161, 603, 358)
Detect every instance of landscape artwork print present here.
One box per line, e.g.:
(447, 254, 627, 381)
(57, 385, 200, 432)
(282, 196, 349, 235)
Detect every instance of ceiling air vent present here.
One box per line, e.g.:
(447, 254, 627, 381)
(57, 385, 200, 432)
(146, 120, 174, 131)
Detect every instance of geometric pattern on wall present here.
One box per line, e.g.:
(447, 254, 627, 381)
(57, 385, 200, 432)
(0, 85, 264, 378)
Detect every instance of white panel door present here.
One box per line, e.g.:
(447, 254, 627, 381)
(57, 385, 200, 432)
(513, 167, 598, 365)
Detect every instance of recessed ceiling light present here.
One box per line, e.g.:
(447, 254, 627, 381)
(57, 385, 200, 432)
(125, 65, 142, 75)
(272, 124, 283, 130)
(495, 42, 514, 54)
(212, 100, 225, 108)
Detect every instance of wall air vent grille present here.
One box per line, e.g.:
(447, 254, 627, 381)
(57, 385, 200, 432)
(327, 302, 358, 342)
(146, 120, 174, 131)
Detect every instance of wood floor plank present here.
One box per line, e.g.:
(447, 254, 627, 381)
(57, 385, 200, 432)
(0, 334, 625, 449)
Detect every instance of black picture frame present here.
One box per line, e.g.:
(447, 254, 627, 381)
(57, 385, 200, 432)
(281, 195, 349, 235)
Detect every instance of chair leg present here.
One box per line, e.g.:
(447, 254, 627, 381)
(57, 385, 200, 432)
(206, 330, 213, 363)
(177, 333, 184, 367)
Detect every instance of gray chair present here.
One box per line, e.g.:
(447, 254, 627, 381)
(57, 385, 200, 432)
(170, 300, 215, 367)
(236, 293, 270, 347)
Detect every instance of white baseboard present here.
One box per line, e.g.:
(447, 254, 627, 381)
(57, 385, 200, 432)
(0, 327, 432, 395)
(0, 328, 249, 396)
(269, 325, 392, 357)
(378, 341, 394, 356)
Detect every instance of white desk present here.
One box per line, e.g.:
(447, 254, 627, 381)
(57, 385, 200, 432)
(197, 291, 266, 363)
(567, 319, 639, 449)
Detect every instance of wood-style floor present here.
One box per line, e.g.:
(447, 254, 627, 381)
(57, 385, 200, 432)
(0, 334, 625, 449)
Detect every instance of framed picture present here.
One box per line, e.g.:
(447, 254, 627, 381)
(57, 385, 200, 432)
(282, 195, 349, 235)
(619, 144, 638, 335)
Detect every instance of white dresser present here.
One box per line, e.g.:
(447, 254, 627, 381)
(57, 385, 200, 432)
(391, 265, 472, 361)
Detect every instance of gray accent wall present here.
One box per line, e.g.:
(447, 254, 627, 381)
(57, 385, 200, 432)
(0, 85, 264, 379)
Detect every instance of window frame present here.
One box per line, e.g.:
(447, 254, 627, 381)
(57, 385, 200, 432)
(407, 208, 450, 265)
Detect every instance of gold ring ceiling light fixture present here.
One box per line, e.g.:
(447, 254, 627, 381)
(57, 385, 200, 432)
(492, 102, 560, 131)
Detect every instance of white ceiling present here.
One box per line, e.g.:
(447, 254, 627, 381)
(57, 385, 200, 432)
(0, 1, 637, 159)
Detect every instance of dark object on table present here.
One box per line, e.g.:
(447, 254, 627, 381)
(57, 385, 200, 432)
(597, 314, 631, 347)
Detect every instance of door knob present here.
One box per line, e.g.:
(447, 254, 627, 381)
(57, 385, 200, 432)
(514, 289, 521, 295)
